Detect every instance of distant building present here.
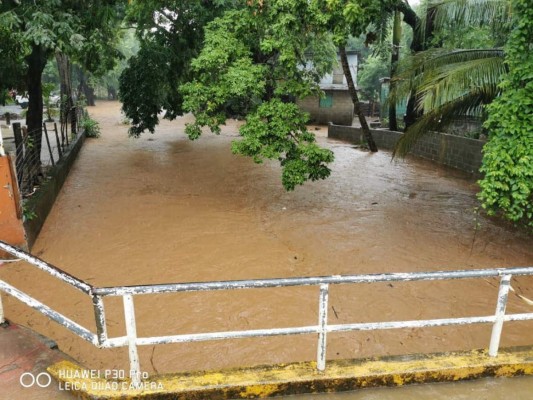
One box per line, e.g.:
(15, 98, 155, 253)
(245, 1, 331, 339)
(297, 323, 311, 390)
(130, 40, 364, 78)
(297, 51, 357, 126)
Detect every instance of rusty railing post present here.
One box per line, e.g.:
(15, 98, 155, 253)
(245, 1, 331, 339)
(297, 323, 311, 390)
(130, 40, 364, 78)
(12, 123, 23, 186)
(53, 123, 63, 159)
(43, 123, 55, 166)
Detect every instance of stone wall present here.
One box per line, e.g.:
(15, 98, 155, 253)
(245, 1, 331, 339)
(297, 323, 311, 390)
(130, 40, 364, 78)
(328, 124, 485, 175)
(298, 90, 353, 126)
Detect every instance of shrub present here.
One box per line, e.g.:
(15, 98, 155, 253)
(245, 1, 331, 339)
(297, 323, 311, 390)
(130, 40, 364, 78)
(80, 117, 101, 138)
(478, 0, 533, 229)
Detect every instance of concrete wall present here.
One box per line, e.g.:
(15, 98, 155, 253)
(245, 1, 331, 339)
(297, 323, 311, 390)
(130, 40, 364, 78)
(328, 124, 485, 175)
(298, 91, 354, 126)
(443, 116, 483, 137)
(23, 131, 86, 248)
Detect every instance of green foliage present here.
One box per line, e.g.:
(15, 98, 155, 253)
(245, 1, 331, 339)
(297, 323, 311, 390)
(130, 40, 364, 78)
(232, 100, 334, 190)
(478, 0, 533, 228)
(119, 44, 172, 136)
(0, 11, 25, 94)
(22, 203, 37, 222)
(0, 1, 96, 57)
(180, 10, 267, 136)
(358, 55, 389, 101)
(42, 82, 57, 121)
(423, 0, 513, 39)
(392, 48, 506, 155)
(389, 0, 513, 156)
(181, 2, 336, 190)
(119, 0, 228, 135)
(0, 0, 125, 162)
(80, 116, 101, 138)
(432, 26, 499, 49)
(93, 28, 139, 99)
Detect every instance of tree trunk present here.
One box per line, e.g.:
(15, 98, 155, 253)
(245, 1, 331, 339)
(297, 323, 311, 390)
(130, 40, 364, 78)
(396, 1, 437, 130)
(388, 11, 402, 131)
(25, 44, 48, 184)
(339, 46, 378, 152)
(55, 52, 74, 140)
(78, 69, 95, 106)
(396, 1, 423, 128)
(396, 0, 423, 52)
(404, 7, 438, 130)
(107, 85, 117, 100)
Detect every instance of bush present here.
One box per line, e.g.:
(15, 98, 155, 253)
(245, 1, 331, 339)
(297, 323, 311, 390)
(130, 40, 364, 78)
(80, 117, 101, 138)
(478, 0, 533, 229)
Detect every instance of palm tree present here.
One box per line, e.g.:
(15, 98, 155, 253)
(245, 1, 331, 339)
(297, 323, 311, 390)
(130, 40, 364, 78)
(389, 0, 513, 156)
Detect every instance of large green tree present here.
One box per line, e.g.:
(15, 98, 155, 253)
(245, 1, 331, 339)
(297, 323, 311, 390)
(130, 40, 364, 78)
(1, 0, 82, 180)
(181, 1, 336, 190)
(389, 0, 512, 156)
(119, 0, 230, 136)
(0, 0, 124, 178)
(389, 0, 532, 228)
(0, 11, 25, 99)
(122, 0, 416, 190)
(478, 0, 532, 228)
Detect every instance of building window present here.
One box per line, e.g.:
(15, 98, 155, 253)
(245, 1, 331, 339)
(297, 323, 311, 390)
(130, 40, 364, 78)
(319, 93, 333, 108)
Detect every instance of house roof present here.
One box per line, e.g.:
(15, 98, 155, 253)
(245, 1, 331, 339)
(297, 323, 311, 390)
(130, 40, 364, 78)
(319, 83, 360, 91)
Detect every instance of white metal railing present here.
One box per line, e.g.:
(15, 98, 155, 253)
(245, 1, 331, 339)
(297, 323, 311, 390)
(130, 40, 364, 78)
(0, 240, 532, 387)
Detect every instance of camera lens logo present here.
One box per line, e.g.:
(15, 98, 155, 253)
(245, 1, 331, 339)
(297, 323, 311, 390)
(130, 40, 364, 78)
(19, 372, 52, 388)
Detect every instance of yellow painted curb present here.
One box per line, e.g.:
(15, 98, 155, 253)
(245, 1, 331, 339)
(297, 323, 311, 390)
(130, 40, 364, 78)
(48, 346, 533, 399)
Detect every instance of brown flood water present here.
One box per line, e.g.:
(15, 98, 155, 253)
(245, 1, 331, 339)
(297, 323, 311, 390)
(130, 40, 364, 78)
(1, 101, 532, 396)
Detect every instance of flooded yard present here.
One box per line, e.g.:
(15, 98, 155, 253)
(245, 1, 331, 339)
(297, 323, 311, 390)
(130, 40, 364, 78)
(1, 101, 531, 380)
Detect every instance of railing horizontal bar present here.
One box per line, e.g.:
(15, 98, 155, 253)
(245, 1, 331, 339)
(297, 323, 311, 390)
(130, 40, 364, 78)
(0, 241, 93, 294)
(99, 313, 533, 349)
(0, 280, 97, 345)
(100, 336, 128, 348)
(137, 326, 319, 346)
(504, 313, 533, 322)
(101, 326, 319, 348)
(92, 267, 533, 297)
(328, 316, 498, 333)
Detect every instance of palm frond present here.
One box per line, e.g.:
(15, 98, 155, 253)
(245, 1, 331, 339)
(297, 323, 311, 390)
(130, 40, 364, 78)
(416, 55, 506, 112)
(389, 48, 504, 108)
(393, 88, 495, 158)
(419, 0, 513, 39)
(433, 0, 512, 28)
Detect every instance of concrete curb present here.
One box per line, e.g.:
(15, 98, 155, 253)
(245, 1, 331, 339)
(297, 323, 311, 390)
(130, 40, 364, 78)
(48, 346, 533, 399)
(23, 130, 85, 248)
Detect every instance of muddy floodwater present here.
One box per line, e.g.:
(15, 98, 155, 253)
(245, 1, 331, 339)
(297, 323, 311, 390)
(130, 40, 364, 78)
(1, 101, 532, 392)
